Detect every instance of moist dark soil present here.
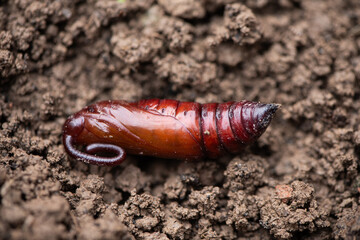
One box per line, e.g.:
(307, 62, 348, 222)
(1, 0, 360, 239)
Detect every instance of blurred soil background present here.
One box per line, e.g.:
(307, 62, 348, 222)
(0, 0, 360, 239)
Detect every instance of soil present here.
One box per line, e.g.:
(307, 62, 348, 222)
(0, 0, 360, 239)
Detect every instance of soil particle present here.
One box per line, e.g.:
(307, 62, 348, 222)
(333, 206, 360, 239)
(196, 218, 218, 238)
(0, 167, 6, 186)
(259, 181, 330, 239)
(158, 0, 205, 19)
(75, 174, 106, 217)
(163, 216, 191, 240)
(121, 191, 165, 237)
(226, 190, 261, 232)
(354, 130, 360, 146)
(328, 69, 356, 98)
(168, 202, 199, 220)
(0, 49, 14, 77)
(1, 195, 72, 240)
(208, 3, 261, 46)
(176, 161, 224, 187)
(111, 27, 163, 65)
(275, 185, 293, 203)
(215, 43, 245, 67)
(141, 232, 169, 240)
(188, 186, 220, 219)
(114, 164, 150, 193)
(163, 175, 187, 200)
(223, 3, 261, 45)
(224, 156, 266, 193)
(0, 31, 12, 49)
(141, 7, 194, 53)
(77, 208, 133, 240)
(155, 16, 193, 53)
(0, 30, 27, 79)
(155, 53, 217, 91)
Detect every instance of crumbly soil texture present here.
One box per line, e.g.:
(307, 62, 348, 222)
(1, 0, 360, 239)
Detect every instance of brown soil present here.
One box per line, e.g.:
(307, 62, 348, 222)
(1, 0, 360, 239)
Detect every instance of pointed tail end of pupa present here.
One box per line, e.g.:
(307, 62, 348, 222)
(252, 103, 281, 137)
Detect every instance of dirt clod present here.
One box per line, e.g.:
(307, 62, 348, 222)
(275, 185, 293, 203)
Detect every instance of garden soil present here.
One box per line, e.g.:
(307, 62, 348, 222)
(1, 0, 360, 239)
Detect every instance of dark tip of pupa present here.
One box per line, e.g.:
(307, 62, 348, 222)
(255, 103, 280, 133)
(266, 103, 281, 115)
